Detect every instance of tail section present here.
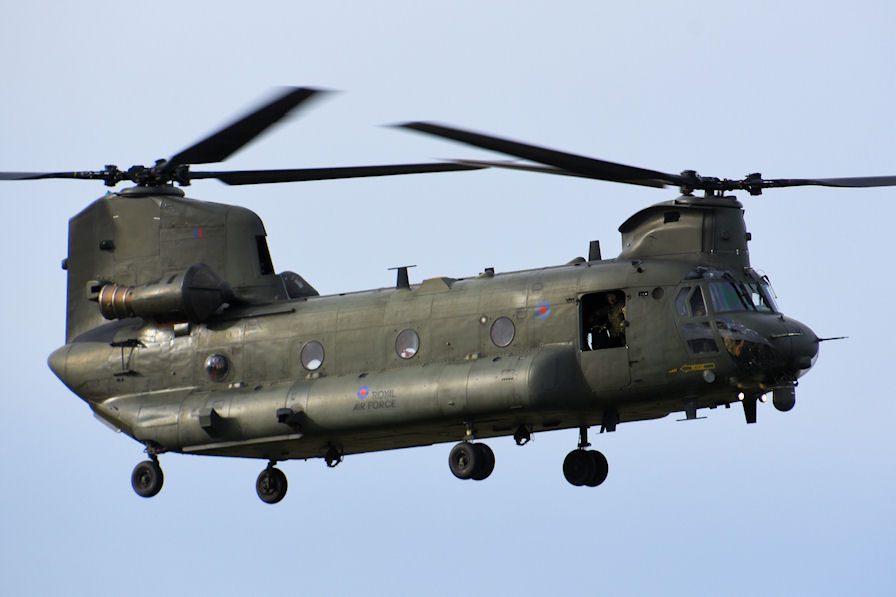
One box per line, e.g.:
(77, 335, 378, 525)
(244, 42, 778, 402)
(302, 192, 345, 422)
(63, 186, 291, 342)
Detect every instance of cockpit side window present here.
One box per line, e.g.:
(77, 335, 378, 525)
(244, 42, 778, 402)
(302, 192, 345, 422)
(674, 287, 691, 317)
(674, 286, 708, 318)
(675, 285, 718, 353)
(689, 287, 708, 317)
(682, 322, 718, 354)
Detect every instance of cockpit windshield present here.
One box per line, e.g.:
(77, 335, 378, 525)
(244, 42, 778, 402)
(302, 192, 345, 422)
(745, 269, 779, 312)
(745, 280, 777, 312)
(708, 278, 778, 313)
(684, 267, 780, 314)
(707, 281, 748, 312)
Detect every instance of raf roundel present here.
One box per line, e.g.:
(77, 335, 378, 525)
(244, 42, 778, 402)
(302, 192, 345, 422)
(358, 386, 370, 400)
(536, 302, 551, 319)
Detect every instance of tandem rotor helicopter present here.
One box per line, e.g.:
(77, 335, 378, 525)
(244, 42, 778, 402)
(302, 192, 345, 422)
(5, 87, 893, 503)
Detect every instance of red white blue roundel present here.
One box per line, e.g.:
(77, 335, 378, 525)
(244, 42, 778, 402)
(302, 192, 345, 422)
(358, 386, 370, 400)
(536, 302, 551, 319)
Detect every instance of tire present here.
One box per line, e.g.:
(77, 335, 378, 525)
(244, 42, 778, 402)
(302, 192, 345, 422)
(256, 467, 288, 504)
(131, 460, 164, 498)
(562, 449, 595, 486)
(448, 442, 479, 480)
(585, 450, 609, 487)
(471, 443, 495, 481)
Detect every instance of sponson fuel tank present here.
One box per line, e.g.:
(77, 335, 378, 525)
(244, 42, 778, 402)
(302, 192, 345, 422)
(86, 346, 584, 459)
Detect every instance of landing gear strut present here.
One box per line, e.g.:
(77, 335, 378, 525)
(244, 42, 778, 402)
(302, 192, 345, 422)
(256, 462, 288, 504)
(131, 445, 164, 498)
(448, 442, 495, 481)
(741, 393, 759, 424)
(562, 427, 609, 487)
(324, 444, 343, 468)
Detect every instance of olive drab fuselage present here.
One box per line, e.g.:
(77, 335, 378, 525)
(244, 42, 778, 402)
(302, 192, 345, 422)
(48, 188, 819, 463)
(19, 86, 878, 499)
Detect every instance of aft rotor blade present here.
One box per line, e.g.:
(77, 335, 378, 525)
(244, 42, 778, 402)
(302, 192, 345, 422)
(398, 121, 681, 188)
(0, 170, 109, 181)
(190, 162, 485, 185)
(162, 87, 325, 172)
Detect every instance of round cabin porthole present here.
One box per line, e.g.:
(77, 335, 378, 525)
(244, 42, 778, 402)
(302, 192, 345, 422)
(205, 353, 230, 382)
(300, 340, 324, 370)
(490, 317, 515, 347)
(395, 329, 420, 359)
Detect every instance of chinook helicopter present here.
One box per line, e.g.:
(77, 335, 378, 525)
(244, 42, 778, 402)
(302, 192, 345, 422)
(7, 88, 894, 504)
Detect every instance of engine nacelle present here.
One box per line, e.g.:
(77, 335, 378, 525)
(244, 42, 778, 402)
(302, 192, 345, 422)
(95, 263, 232, 323)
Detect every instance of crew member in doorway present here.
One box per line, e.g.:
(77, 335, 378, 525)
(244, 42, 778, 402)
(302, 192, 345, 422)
(602, 291, 626, 347)
(587, 291, 627, 349)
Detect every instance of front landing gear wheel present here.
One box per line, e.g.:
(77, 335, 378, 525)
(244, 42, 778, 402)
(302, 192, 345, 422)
(584, 450, 609, 487)
(256, 466, 288, 504)
(131, 460, 164, 498)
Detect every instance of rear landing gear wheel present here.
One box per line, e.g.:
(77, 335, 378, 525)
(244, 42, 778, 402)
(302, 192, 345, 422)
(256, 465, 288, 504)
(563, 449, 595, 486)
(563, 449, 609, 487)
(471, 443, 495, 481)
(449, 442, 479, 479)
(131, 460, 164, 498)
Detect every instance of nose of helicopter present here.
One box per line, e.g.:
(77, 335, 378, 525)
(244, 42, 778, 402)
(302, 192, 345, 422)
(716, 313, 819, 383)
(772, 316, 819, 377)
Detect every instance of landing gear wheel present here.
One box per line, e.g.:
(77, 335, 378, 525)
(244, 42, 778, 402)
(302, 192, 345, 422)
(563, 449, 595, 486)
(131, 460, 164, 498)
(256, 466, 288, 504)
(584, 450, 609, 487)
(448, 442, 480, 480)
(471, 443, 495, 481)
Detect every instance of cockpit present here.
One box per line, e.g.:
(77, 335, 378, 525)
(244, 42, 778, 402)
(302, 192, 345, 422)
(675, 267, 778, 358)
(675, 266, 817, 383)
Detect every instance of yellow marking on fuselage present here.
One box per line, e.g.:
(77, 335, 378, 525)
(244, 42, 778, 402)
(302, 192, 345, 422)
(668, 362, 716, 374)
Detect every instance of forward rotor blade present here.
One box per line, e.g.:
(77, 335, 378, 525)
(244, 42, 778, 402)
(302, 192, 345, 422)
(760, 175, 896, 189)
(449, 159, 667, 188)
(162, 87, 325, 172)
(398, 122, 681, 188)
(189, 162, 485, 185)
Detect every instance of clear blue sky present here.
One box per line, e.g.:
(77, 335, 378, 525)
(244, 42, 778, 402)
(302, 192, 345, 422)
(1, 2, 893, 595)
